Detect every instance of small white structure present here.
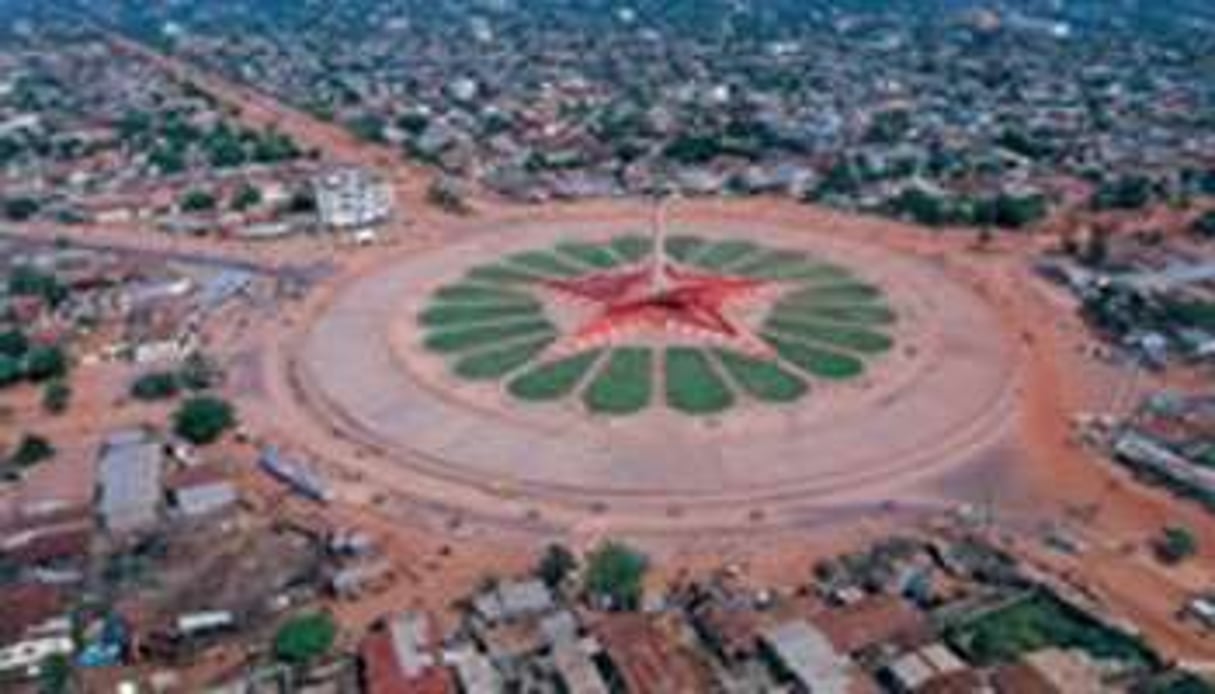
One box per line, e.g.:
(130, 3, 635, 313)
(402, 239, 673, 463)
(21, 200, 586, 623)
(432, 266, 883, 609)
(313, 168, 394, 232)
(0, 636, 73, 677)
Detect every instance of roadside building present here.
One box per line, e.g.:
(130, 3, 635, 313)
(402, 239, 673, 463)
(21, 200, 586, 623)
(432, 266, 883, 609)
(314, 167, 394, 232)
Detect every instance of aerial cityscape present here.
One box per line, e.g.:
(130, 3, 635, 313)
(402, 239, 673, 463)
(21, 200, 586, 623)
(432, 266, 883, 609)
(0, 0, 1213, 692)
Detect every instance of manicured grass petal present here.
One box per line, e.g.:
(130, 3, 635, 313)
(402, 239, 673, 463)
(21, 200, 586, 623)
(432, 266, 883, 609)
(432, 283, 534, 304)
(774, 303, 897, 326)
(424, 319, 555, 353)
(583, 347, 653, 415)
(764, 335, 865, 380)
(554, 242, 622, 269)
(452, 336, 556, 380)
(419, 302, 542, 328)
(664, 347, 735, 415)
(506, 251, 586, 278)
(508, 350, 603, 401)
(691, 240, 762, 270)
(664, 235, 707, 261)
(713, 349, 808, 403)
(765, 318, 893, 354)
(466, 264, 544, 285)
(730, 249, 811, 277)
(610, 235, 652, 263)
(784, 281, 882, 304)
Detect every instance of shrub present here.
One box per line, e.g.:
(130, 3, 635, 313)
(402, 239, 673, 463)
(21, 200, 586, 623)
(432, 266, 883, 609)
(42, 380, 71, 414)
(179, 352, 222, 391)
(273, 613, 336, 665)
(1154, 526, 1198, 565)
(536, 544, 577, 589)
(131, 372, 181, 401)
(9, 433, 54, 468)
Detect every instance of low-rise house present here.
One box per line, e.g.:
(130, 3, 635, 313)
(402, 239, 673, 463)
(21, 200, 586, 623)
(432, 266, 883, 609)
(991, 648, 1108, 694)
(759, 619, 856, 694)
(473, 579, 554, 625)
(360, 612, 454, 694)
(552, 642, 609, 694)
(880, 643, 970, 693)
(168, 470, 237, 519)
(444, 645, 501, 694)
(596, 614, 718, 694)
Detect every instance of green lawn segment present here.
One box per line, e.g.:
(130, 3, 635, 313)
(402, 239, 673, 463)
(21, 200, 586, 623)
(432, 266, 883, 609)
(784, 282, 883, 304)
(764, 335, 865, 379)
(424, 319, 555, 353)
(713, 349, 808, 402)
(610, 235, 652, 263)
(554, 242, 622, 270)
(691, 240, 762, 270)
(664, 347, 735, 415)
(419, 302, 543, 328)
(729, 249, 811, 277)
(466, 263, 545, 286)
(764, 318, 893, 354)
(432, 283, 535, 304)
(946, 591, 1157, 668)
(771, 302, 897, 326)
(452, 336, 556, 380)
(663, 235, 707, 261)
(583, 347, 654, 415)
(508, 350, 603, 401)
(506, 250, 586, 278)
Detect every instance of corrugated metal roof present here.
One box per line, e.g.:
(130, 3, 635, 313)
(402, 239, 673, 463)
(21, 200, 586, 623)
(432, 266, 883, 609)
(761, 620, 853, 694)
(97, 439, 163, 532)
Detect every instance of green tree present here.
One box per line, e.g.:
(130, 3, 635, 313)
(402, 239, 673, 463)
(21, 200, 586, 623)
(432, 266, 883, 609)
(0, 354, 21, 387)
(1191, 210, 1215, 239)
(892, 188, 948, 226)
(230, 183, 263, 212)
(536, 544, 577, 589)
(0, 329, 29, 358)
(584, 541, 648, 610)
(131, 371, 181, 401)
(42, 379, 71, 414)
(172, 396, 236, 445)
(8, 267, 67, 307)
(179, 352, 221, 391)
(1154, 526, 1198, 565)
(273, 613, 336, 665)
(1091, 175, 1154, 211)
(3, 196, 41, 221)
(24, 345, 68, 382)
(38, 652, 71, 694)
(179, 189, 217, 213)
(9, 433, 54, 468)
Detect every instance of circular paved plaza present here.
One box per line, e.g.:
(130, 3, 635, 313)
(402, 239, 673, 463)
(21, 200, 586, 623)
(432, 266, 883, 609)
(283, 218, 1021, 527)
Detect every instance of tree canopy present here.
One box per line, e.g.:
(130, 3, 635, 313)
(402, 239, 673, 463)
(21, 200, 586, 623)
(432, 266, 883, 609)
(172, 396, 236, 445)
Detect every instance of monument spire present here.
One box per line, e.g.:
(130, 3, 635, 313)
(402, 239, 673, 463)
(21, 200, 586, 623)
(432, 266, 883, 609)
(651, 194, 672, 295)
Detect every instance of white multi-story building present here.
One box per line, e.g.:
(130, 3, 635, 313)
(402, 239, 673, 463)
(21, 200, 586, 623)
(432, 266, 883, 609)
(313, 168, 394, 232)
